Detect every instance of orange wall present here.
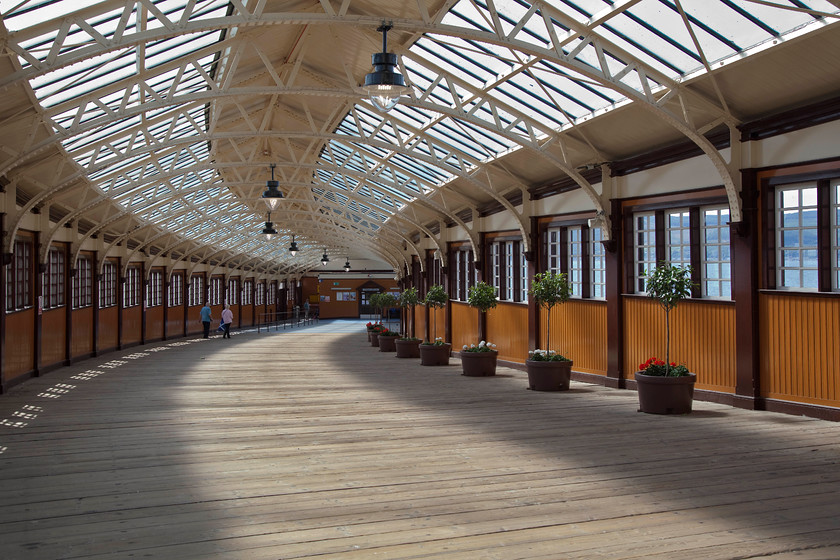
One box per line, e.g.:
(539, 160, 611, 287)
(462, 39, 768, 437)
(41, 307, 66, 367)
(5, 310, 34, 379)
(451, 302, 479, 352)
(541, 300, 608, 376)
(623, 297, 736, 393)
(428, 307, 445, 341)
(759, 293, 840, 407)
(318, 278, 398, 319)
(122, 306, 142, 345)
(71, 307, 94, 358)
(487, 302, 528, 363)
(145, 306, 164, 341)
(166, 306, 185, 338)
(241, 304, 253, 326)
(186, 305, 203, 335)
(98, 306, 119, 350)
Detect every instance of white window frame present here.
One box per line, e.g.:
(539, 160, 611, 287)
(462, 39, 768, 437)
(567, 226, 583, 298)
(666, 209, 691, 268)
(776, 183, 819, 290)
(590, 227, 606, 299)
(701, 206, 732, 299)
(504, 240, 514, 301)
(489, 242, 502, 299)
(547, 227, 561, 274)
(833, 181, 840, 291)
(634, 212, 657, 294)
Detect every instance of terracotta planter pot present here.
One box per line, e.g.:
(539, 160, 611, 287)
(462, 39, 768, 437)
(378, 334, 398, 352)
(526, 359, 573, 391)
(460, 351, 497, 377)
(370, 332, 380, 347)
(419, 343, 452, 366)
(395, 339, 421, 358)
(635, 371, 697, 414)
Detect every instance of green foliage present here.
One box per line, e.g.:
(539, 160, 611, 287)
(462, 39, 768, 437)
(368, 292, 382, 311)
(642, 262, 693, 312)
(529, 271, 571, 311)
(638, 357, 690, 377)
(528, 349, 571, 362)
(641, 262, 695, 376)
(424, 284, 448, 309)
(467, 281, 498, 312)
(421, 337, 447, 346)
(399, 287, 419, 308)
(528, 271, 572, 358)
(378, 293, 398, 309)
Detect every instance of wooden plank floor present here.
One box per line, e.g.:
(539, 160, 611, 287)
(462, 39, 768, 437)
(2, 322, 840, 559)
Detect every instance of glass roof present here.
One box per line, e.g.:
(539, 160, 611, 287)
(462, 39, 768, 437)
(1, 0, 837, 270)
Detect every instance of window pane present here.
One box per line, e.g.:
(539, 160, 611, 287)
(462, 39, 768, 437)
(701, 206, 731, 299)
(776, 184, 818, 290)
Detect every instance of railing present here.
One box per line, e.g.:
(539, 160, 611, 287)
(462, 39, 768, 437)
(257, 310, 319, 333)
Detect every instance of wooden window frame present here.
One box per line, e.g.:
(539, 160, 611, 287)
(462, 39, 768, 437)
(73, 255, 93, 309)
(6, 238, 33, 312)
(762, 171, 840, 294)
(99, 261, 118, 308)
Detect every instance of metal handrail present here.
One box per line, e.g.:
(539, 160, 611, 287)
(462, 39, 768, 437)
(257, 310, 319, 333)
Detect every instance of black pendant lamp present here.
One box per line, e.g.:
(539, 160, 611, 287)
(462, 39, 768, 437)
(262, 163, 284, 211)
(261, 212, 277, 241)
(320, 248, 330, 266)
(288, 234, 298, 256)
(363, 24, 410, 112)
(343, 258, 351, 272)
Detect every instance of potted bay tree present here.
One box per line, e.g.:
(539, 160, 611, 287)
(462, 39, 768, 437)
(635, 262, 696, 414)
(460, 281, 499, 377)
(419, 284, 451, 366)
(527, 271, 573, 391)
(395, 287, 421, 358)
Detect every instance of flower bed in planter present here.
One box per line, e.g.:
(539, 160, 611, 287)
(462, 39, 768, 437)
(395, 338, 421, 358)
(419, 339, 451, 366)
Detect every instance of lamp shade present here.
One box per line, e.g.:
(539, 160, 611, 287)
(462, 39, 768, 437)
(288, 236, 298, 256)
(343, 259, 351, 272)
(261, 221, 277, 241)
(363, 25, 409, 112)
(321, 249, 329, 266)
(262, 164, 284, 211)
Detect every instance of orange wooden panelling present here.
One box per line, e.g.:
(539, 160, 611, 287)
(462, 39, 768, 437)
(428, 307, 446, 342)
(321, 299, 358, 319)
(186, 305, 204, 335)
(145, 306, 164, 341)
(98, 306, 119, 350)
(541, 300, 608, 376)
(623, 297, 736, 393)
(451, 302, 479, 351)
(166, 306, 185, 338)
(759, 293, 840, 408)
(122, 306, 142, 345)
(71, 307, 94, 358)
(241, 305, 253, 327)
(406, 306, 423, 339)
(41, 307, 67, 367)
(4, 310, 34, 379)
(487, 303, 528, 363)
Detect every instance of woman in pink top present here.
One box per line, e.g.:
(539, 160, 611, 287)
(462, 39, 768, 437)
(221, 305, 234, 339)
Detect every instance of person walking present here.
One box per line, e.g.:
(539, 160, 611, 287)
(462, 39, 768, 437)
(221, 304, 234, 339)
(303, 299, 310, 319)
(200, 302, 212, 338)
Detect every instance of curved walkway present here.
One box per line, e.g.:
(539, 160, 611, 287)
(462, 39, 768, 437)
(2, 321, 840, 559)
